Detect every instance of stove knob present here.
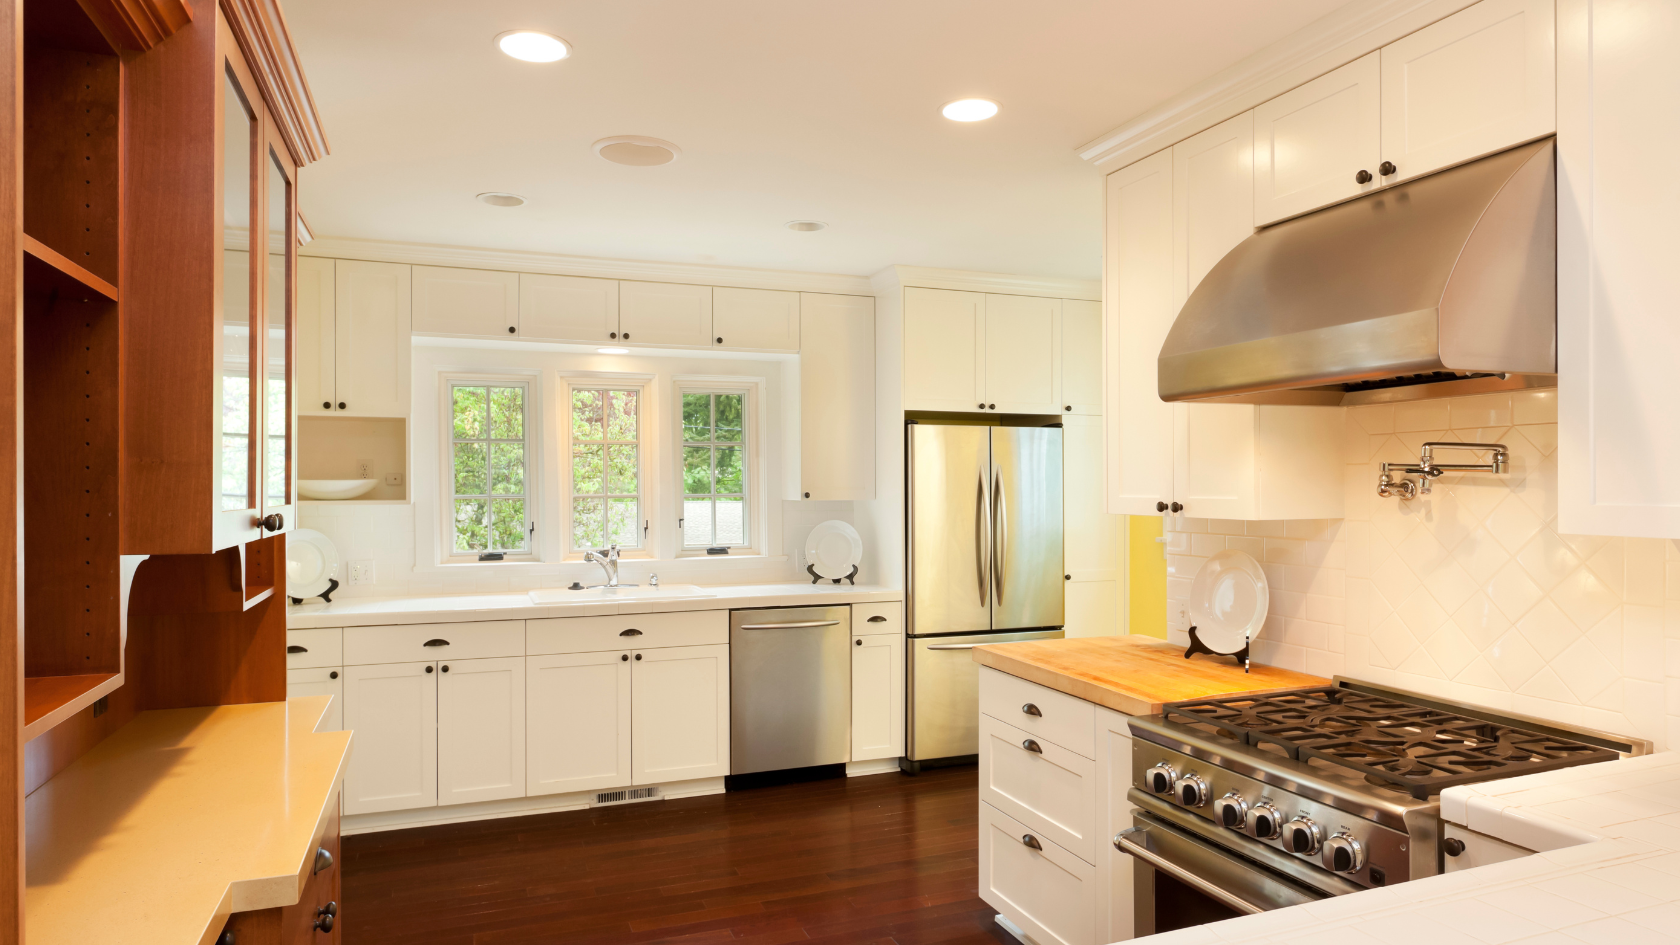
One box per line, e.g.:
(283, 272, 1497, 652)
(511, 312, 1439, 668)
(1144, 763, 1178, 795)
(1247, 803, 1283, 840)
(1281, 817, 1323, 856)
(1173, 774, 1209, 807)
(1211, 792, 1248, 829)
(1323, 833, 1366, 873)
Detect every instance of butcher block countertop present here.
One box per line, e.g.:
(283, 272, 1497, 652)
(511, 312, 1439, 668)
(972, 634, 1328, 715)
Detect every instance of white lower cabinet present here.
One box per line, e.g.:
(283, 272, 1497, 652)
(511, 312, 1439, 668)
(979, 715, 1097, 863)
(342, 661, 438, 815)
(630, 644, 731, 784)
(527, 651, 633, 796)
(437, 656, 526, 806)
(1096, 707, 1135, 943)
(286, 666, 343, 732)
(980, 801, 1097, 945)
(850, 632, 904, 761)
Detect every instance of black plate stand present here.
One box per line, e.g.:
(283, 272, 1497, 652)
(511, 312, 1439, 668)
(290, 576, 340, 606)
(1183, 625, 1250, 673)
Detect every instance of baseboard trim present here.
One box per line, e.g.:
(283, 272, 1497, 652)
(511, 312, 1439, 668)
(845, 758, 902, 777)
(342, 777, 727, 835)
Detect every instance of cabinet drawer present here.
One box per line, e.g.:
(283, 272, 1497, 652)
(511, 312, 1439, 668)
(979, 801, 1096, 945)
(980, 667, 1095, 759)
(981, 715, 1097, 864)
(852, 601, 902, 635)
(287, 628, 343, 669)
(527, 610, 728, 655)
(344, 620, 524, 665)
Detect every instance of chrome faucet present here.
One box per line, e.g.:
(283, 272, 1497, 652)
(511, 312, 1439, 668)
(583, 544, 622, 587)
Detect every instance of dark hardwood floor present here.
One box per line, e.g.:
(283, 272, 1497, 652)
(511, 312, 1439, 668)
(342, 766, 1015, 945)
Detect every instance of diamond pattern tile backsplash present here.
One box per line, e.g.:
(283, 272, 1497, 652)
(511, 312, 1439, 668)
(1162, 389, 1680, 752)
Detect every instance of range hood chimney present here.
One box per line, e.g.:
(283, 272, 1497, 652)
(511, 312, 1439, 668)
(1158, 137, 1556, 404)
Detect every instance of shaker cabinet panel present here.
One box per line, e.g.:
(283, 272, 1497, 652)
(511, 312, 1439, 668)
(850, 633, 904, 761)
(1253, 52, 1381, 225)
(1060, 300, 1103, 416)
(296, 256, 336, 415)
(799, 293, 876, 500)
(519, 273, 620, 343)
(983, 294, 1060, 414)
(412, 265, 519, 338)
(630, 644, 730, 784)
(333, 260, 411, 417)
(1063, 415, 1118, 574)
(713, 286, 800, 351)
(903, 287, 985, 412)
(618, 281, 713, 347)
(437, 656, 525, 806)
(527, 651, 633, 795)
(287, 667, 343, 732)
(342, 661, 437, 815)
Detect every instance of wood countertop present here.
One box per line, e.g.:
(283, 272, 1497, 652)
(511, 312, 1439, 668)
(972, 635, 1329, 715)
(25, 697, 352, 945)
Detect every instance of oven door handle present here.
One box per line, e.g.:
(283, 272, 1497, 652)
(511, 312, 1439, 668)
(1114, 828, 1265, 917)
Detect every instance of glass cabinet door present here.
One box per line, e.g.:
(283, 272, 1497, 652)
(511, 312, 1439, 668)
(220, 67, 260, 534)
(262, 143, 295, 528)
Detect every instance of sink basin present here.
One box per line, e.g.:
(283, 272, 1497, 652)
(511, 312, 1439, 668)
(528, 584, 716, 604)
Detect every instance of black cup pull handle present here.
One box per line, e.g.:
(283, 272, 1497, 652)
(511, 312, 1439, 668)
(619, 628, 643, 637)
(423, 639, 449, 647)
(1022, 703, 1041, 717)
(1022, 739, 1043, 754)
(287, 645, 307, 654)
(1022, 834, 1043, 851)
(867, 615, 887, 623)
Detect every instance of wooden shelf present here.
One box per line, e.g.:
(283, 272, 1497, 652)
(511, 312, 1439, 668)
(23, 673, 123, 741)
(22, 234, 119, 301)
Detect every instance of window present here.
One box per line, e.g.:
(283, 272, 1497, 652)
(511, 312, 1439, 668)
(570, 386, 642, 551)
(681, 390, 749, 548)
(449, 382, 531, 555)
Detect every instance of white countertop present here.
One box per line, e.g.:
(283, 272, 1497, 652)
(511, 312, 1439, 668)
(286, 582, 902, 629)
(1132, 751, 1680, 945)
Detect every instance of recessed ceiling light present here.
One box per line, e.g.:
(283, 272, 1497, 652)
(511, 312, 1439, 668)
(786, 220, 827, 232)
(496, 30, 570, 63)
(476, 192, 526, 207)
(593, 136, 682, 166)
(596, 347, 629, 355)
(942, 98, 998, 122)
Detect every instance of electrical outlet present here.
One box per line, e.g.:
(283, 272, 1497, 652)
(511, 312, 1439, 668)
(384, 473, 402, 486)
(358, 462, 371, 479)
(349, 559, 376, 585)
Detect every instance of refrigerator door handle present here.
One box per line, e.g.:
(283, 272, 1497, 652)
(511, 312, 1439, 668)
(992, 467, 1007, 605)
(926, 643, 983, 650)
(975, 468, 990, 607)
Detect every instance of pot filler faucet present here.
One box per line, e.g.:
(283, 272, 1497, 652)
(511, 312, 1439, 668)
(1378, 441, 1508, 499)
(584, 544, 623, 586)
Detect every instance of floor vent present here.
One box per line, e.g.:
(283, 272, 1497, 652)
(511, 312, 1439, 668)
(591, 786, 661, 807)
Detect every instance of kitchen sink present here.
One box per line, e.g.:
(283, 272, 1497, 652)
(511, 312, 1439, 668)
(527, 584, 716, 604)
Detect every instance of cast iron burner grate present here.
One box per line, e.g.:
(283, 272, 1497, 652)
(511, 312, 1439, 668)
(1162, 687, 1618, 799)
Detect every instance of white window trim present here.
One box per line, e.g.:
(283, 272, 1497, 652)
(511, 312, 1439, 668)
(438, 372, 542, 563)
(672, 375, 766, 558)
(560, 372, 658, 561)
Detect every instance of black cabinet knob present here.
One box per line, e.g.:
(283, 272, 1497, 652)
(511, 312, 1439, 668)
(329, 671, 338, 679)
(622, 332, 630, 339)
(1444, 837, 1465, 857)
(1170, 502, 1183, 513)
(803, 492, 810, 498)
(318, 902, 338, 918)
(634, 653, 642, 661)
(218, 933, 236, 945)
(337, 402, 346, 410)
(425, 665, 434, 673)
(978, 403, 985, 409)
(1064, 574, 1071, 581)
(621, 654, 629, 661)
(855, 638, 862, 646)
(1355, 169, 1373, 184)
(1155, 501, 1168, 512)
(1065, 405, 1072, 411)
(716, 337, 723, 344)
(261, 513, 284, 532)
(442, 664, 450, 672)
(987, 404, 995, 410)
(610, 332, 617, 338)
(1379, 161, 1397, 176)
(313, 914, 334, 933)
(507, 326, 516, 333)
(322, 401, 331, 409)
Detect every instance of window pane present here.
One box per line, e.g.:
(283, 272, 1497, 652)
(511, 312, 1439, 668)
(453, 499, 488, 551)
(453, 386, 486, 439)
(683, 446, 712, 495)
(572, 389, 603, 440)
(716, 446, 743, 494)
(266, 435, 286, 505)
(714, 393, 743, 442)
(716, 497, 745, 545)
(682, 393, 711, 442)
(490, 387, 523, 439)
(606, 444, 637, 495)
(683, 499, 712, 546)
(572, 444, 604, 494)
(608, 498, 639, 547)
(491, 442, 525, 495)
(491, 498, 526, 550)
(607, 390, 639, 441)
(453, 442, 488, 495)
(572, 497, 605, 549)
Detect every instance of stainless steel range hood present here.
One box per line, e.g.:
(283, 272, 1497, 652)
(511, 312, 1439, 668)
(1158, 137, 1556, 404)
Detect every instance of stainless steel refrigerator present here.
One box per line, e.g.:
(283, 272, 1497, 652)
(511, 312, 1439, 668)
(904, 422, 1064, 769)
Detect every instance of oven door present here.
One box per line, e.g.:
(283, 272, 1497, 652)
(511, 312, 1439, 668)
(1118, 808, 1329, 937)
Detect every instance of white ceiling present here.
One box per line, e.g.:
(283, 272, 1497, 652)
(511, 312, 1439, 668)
(284, 0, 1351, 280)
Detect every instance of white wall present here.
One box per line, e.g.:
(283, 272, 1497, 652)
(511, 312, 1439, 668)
(1162, 388, 1679, 751)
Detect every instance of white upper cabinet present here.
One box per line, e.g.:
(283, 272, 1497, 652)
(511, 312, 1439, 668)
(332, 259, 412, 418)
(799, 293, 876, 500)
(618, 281, 713, 347)
(903, 287, 985, 412)
(1175, 111, 1256, 292)
(436, 656, 526, 806)
(297, 255, 336, 416)
(412, 266, 520, 338)
(1060, 300, 1102, 416)
(527, 651, 633, 795)
(1254, 52, 1382, 225)
(630, 643, 730, 784)
(519, 273, 619, 343)
(983, 294, 1061, 414)
(1380, 0, 1555, 185)
(713, 287, 800, 351)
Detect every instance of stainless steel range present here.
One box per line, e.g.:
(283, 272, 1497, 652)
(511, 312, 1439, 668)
(1118, 678, 1644, 936)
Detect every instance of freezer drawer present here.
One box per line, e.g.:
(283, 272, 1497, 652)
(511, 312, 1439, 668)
(907, 628, 1064, 762)
(730, 606, 851, 775)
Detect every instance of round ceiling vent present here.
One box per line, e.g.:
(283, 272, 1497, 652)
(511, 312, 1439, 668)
(477, 192, 527, 207)
(593, 136, 682, 166)
(786, 220, 827, 232)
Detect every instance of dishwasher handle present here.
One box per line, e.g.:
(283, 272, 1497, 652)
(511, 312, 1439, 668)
(925, 642, 982, 650)
(737, 620, 842, 630)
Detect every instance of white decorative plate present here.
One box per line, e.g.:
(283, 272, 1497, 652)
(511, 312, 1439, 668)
(287, 528, 340, 600)
(805, 520, 863, 580)
(1188, 549, 1269, 654)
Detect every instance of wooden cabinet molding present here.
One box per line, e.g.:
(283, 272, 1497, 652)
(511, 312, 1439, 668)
(79, 0, 193, 52)
(221, 0, 330, 166)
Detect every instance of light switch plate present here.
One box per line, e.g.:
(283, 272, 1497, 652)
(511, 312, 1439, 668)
(349, 559, 376, 585)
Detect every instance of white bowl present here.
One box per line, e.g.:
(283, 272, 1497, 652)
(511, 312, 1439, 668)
(298, 479, 379, 500)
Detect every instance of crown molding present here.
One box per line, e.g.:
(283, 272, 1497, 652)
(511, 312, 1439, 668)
(299, 237, 877, 296)
(1076, 0, 1478, 173)
(223, 0, 329, 164)
(869, 265, 1101, 301)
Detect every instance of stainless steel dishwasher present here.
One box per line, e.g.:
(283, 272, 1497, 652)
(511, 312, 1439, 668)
(729, 606, 851, 774)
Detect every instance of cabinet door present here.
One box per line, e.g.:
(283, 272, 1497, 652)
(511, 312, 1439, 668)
(519, 273, 619, 343)
(216, 63, 264, 549)
(527, 651, 632, 795)
(1174, 404, 1256, 520)
(342, 661, 437, 815)
(437, 656, 525, 806)
(902, 287, 984, 412)
(984, 294, 1060, 414)
(1103, 151, 1176, 515)
(297, 256, 336, 416)
(333, 260, 412, 417)
(260, 139, 297, 526)
(799, 293, 875, 500)
(618, 281, 713, 346)
(713, 287, 799, 350)
(1094, 708, 1133, 943)
(1060, 300, 1102, 415)
(1253, 51, 1381, 225)
(630, 644, 729, 784)
(979, 801, 1096, 945)
(1174, 112, 1255, 298)
(1064, 415, 1119, 638)
(850, 633, 904, 761)
(412, 266, 519, 338)
(1380, 0, 1554, 185)
(287, 666, 343, 732)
